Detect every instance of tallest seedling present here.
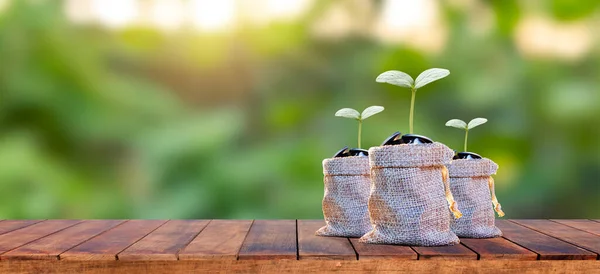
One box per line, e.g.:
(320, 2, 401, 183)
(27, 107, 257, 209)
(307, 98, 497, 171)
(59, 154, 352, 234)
(376, 68, 450, 133)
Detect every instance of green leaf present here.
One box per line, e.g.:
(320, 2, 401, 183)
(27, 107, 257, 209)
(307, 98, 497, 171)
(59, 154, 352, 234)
(361, 106, 384, 120)
(335, 108, 360, 119)
(414, 68, 450, 89)
(467, 118, 488, 129)
(445, 119, 467, 129)
(375, 70, 414, 88)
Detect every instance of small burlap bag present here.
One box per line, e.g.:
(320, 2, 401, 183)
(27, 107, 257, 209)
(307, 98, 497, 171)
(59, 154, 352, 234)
(360, 142, 463, 246)
(447, 158, 505, 238)
(316, 156, 372, 237)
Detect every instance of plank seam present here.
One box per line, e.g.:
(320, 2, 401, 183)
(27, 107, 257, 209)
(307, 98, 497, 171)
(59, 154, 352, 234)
(590, 219, 600, 224)
(549, 219, 600, 236)
(234, 219, 254, 260)
(175, 220, 212, 260)
(0, 220, 46, 237)
(295, 219, 299, 260)
(499, 235, 541, 260)
(346, 238, 359, 260)
(115, 219, 170, 261)
(508, 220, 600, 260)
(0, 220, 85, 257)
(57, 220, 130, 260)
(459, 242, 480, 260)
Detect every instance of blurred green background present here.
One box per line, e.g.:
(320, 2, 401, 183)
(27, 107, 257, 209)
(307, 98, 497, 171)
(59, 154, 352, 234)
(0, 0, 598, 219)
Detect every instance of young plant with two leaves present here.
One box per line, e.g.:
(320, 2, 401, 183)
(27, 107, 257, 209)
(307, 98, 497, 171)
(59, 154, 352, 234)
(445, 117, 488, 152)
(335, 106, 384, 150)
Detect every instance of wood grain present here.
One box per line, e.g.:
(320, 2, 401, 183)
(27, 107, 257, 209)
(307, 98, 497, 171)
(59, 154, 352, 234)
(412, 244, 478, 260)
(512, 219, 600, 258)
(497, 220, 596, 260)
(118, 220, 209, 261)
(460, 237, 537, 260)
(1, 220, 124, 260)
(238, 220, 296, 260)
(61, 220, 167, 261)
(179, 220, 252, 260)
(0, 220, 44, 236)
(0, 220, 82, 255)
(551, 219, 600, 236)
(297, 220, 356, 260)
(348, 238, 417, 260)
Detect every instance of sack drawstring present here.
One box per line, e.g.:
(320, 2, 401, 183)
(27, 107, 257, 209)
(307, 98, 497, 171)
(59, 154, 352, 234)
(442, 166, 462, 219)
(488, 177, 505, 217)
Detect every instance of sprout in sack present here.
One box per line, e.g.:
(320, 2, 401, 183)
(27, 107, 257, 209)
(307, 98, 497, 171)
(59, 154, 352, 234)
(376, 68, 450, 134)
(445, 118, 488, 152)
(335, 106, 384, 149)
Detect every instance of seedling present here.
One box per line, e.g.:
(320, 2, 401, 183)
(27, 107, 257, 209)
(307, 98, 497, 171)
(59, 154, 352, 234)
(376, 68, 450, 134)
(445, 118, 488, 152)
(335, 106, 384, 149)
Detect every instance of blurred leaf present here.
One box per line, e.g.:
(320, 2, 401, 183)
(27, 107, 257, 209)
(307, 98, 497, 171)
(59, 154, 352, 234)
(376, 70, 414, 88)
(468, 118, 488, 129)
(361, 106, 384, 120)
(335, 108, 360, 119)
(414, 68, 450, 89)
(445, 119, 467, 129)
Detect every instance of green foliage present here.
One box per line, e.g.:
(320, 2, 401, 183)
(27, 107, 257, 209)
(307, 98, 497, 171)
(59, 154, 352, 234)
(445, 118, 488, 152)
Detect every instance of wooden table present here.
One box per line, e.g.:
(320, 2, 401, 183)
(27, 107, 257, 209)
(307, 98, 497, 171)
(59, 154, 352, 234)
(0, 219, 599, 273)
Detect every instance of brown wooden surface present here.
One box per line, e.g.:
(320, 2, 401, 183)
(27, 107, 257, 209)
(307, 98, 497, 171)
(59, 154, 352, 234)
(512, 219, 600, 257)
(297, 220, 356, 260)
(1, 219, 600, 273)
(460, 237, 537, 260)
(349, 238, 417, 260)
(1, 220, 124, 260)
(179, 220, 253, 260)
(61, 220, 167, 261)
(238, 220, 297, 260)
(117, 220, 209, 261)
(551, 219, 600, 236)
(496, 220, 596, 260)
(412, 244, 478, 260)
(0, 220, 43, 236)
(0, 220, 82, 255)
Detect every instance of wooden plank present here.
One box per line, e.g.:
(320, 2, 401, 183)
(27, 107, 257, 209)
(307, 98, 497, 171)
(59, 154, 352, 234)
(61, 220, 167, 261)
(552, 219, 600, 236)
(348, 238, 417, 260)
(118, 220, 209, 261)
(411, 244, 477, 260)
(512, 219, 600, 258)
(0, 220, 44, 236)
(459, 237, 537, 260)
(179, 220, 252, 260)
(297, 220, 356, 260)
(0, 220, 81, 255)
(1, 220, 124, 260)
(238, 220, 296, 260)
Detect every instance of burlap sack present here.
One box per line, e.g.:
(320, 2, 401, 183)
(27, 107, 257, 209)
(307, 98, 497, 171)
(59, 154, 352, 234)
(316, 156, 372, 237)
(447, 158, 505, 238)
(359, 142, 462, 246)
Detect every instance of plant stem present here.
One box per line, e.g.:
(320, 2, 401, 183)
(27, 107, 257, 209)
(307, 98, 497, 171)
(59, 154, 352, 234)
(409, 88, 416, 134)
(464, 129, 469, 152)
(358, 120, 362, 149)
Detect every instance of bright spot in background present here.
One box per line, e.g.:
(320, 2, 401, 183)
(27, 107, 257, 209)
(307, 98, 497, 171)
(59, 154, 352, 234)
(150, 0, 185, 31)
(515, 16, 592, 61)
(239, 0, 312, 25)
(91, 0, 138, 28)
(189, 0, 236, 31)
(374, 0, 447, 53)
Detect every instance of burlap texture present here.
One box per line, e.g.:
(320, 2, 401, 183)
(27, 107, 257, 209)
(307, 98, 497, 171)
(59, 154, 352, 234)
(316, 156, 372, 237)
(359, 142, 460, 246)
(447, 158, 502, 238)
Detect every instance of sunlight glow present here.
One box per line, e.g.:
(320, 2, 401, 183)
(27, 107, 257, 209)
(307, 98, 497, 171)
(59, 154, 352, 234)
(189, 0, 236, 31)
(91, 0, 138, 28)
(150, 0, 185, 31)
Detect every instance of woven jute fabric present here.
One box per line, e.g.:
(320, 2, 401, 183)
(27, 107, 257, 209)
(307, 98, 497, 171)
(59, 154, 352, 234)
(316, 156, 372, 237)
(447, 158, 502, 238)
(359, 142, 461, 246)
